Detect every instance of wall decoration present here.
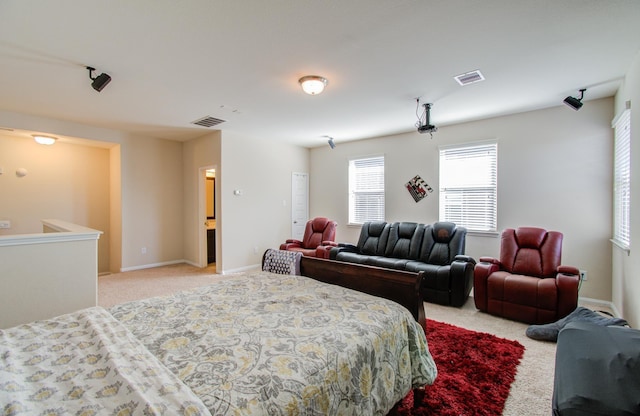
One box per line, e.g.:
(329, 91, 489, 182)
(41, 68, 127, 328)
(405, 175, 433, 202)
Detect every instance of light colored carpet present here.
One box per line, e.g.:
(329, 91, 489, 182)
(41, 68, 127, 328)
(98, 264, 607, 416)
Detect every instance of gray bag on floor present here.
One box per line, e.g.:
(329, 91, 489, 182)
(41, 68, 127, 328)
(525, 307, 627, 342)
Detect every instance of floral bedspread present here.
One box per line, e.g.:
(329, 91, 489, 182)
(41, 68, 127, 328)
(0, 307, 211, 415)
(110, 272, 437, 415)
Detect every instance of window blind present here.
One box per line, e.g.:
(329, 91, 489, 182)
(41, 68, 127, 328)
(613, 109, 631, 248)
(439, 142, 497, 232)
(349, 156, 385, 224)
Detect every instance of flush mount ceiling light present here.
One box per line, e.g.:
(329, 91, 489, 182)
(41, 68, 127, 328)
(32, 135, 57, 145)
(564, 88, 587, 111)
(86, 66, 112, 92)
(298, 75, 328, 95)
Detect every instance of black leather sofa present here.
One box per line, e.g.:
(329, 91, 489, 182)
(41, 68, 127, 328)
(329, 221, 475, 307)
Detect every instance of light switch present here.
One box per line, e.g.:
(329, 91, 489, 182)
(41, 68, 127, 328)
(0, 220, 11, 229)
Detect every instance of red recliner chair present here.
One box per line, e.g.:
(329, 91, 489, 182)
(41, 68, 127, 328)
(473, 227, 580, 324)
(279, 217, 337, 257)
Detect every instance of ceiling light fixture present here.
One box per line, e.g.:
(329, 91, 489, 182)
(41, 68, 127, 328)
(33, 135, 57, 145)
(563, 88, 587, 111)
(327, 137, 336, 149)
(299, 75, 328, 95)
(86, 66, 112, 92)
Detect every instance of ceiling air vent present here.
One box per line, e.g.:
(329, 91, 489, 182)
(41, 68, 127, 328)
(454, 70, 485, 86)
(191, 116, 226, 128)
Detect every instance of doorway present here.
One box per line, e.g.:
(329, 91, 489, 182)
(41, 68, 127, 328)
(199, 166, 218, 270)
(291, 172, 309, 240)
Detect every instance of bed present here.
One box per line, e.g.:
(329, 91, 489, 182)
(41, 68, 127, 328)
(1, 253, 437, 415)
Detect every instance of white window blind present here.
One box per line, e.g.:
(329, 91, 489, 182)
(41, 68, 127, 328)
(439, 142, 497, 232)
(348, 156, 385, 224)
(613, 108, 631, 248)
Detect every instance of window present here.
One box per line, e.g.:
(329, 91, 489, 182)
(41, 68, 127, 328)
(613, 108, 631, 249)
(348, 156, 385, 224)
(439, 142, 497, 232)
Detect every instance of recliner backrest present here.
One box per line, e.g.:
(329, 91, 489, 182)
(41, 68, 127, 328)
(301, 217, 337, 249)
(385, 222, 425, 259)
(418, 222, 466, 265)
(356, 221, 390, 255)
(500, 227, 562, 278)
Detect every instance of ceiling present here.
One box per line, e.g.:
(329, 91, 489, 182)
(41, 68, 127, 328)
(1, 0, 639, 148)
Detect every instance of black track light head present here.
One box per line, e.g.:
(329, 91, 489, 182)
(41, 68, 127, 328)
(563, 88, 586, 111)
(86, 66, 111, 92)
(327, 137, 336, 149)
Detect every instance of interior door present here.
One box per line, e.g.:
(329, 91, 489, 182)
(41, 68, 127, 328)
(291, 172, 309, 240)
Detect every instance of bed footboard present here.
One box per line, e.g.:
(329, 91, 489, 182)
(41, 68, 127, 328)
(299, 256, 425, 329)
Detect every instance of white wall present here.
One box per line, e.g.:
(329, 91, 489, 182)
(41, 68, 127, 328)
(0, 133, 111, 273)
(310, 98, 614, 302)
(221, 132, 309, 271)
(182, 132, 221, 269)
(118, 136, 184, 270)
(613, 50, 640, 327)
(0, 110, 188, 273)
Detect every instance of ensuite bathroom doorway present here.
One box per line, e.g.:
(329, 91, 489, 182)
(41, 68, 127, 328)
(199, 166, 218, 270)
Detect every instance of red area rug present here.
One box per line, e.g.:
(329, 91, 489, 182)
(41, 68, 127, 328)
(390, 319, 525, 416)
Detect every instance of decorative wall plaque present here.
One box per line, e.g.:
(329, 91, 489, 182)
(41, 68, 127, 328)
(405, 175, 433, 202)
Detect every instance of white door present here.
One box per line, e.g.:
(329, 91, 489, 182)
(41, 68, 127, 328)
(291, 172, 309, 240)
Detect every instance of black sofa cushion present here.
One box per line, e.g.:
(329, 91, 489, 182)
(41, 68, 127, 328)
(355, 221, 389, 256)
(384, 222, 424, 260)
(418, 222, 465, 266)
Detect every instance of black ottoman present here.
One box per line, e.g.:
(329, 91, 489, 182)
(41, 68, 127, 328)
(553, 321, 640, 415)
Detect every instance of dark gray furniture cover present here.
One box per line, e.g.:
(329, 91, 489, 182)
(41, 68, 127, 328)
(553, 321, 640, 416)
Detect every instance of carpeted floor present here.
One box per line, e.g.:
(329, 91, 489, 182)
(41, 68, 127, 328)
(97, 263, 607, 416)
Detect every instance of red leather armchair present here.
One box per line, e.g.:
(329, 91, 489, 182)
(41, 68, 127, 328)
(473, 227, 580, 324)
(279, 217, 337, 257)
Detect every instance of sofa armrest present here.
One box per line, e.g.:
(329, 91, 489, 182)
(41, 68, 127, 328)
(558, 265, 580, 276)
(478, 256, 500, 265)
(280, 241, 302, 250)
(473, 258, 501, 312)
(321, 241, 338, 246)
(328, 243, 359, 260)
(449, 257, 476, 307)
(556, 269, 581, 318)
(454, 255, 476, 265)
(315, 245, 335, 259)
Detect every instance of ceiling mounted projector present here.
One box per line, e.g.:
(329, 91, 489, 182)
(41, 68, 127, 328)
(416, 100, 438, 137)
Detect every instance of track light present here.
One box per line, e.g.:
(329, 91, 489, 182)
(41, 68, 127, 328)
(563, 88, 586, 111)
(327, 137, 336, 149)
(86, 66, 111, 92)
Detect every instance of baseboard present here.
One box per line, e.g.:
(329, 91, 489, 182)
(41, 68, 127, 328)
(120, 259, 186, 272)
(222, 263, 260, 275)
(579, 296, 621, 317)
